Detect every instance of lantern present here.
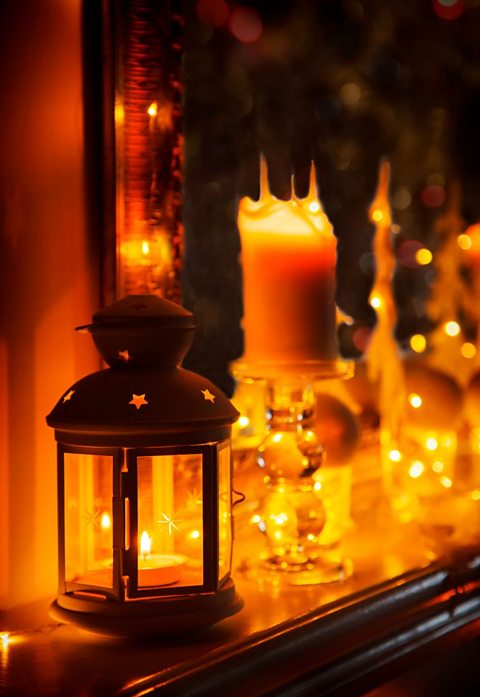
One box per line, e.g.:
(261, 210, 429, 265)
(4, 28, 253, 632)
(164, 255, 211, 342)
(46, 295, 243, 637)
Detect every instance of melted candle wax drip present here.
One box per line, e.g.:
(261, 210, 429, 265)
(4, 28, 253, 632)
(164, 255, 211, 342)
(238, 157, 338, 365)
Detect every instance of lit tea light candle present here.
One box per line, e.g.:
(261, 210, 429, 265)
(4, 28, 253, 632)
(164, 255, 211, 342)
(138, 530, 185, 587)
(238, 157, 337, 365)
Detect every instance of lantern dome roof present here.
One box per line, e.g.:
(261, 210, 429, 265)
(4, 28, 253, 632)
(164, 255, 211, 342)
(47, 366, 238, 446)
(86, 294, 194, 328)
(76, 295, 196, 369)
(47, 295, 238, 446)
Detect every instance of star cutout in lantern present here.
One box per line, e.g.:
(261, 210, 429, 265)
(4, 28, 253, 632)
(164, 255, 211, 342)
(118, 349, 132, 362)
(129, 393, 148, 410)
(63, 389, 75, 403)
(157, 512, 181, 535)
(201, 388, 215, 403)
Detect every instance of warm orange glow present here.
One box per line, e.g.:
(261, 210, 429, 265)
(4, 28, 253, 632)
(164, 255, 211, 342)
(147, 102, 158, 117)
(1, 632, 10, 649)
(410, 334, 426, 353)
(188, 529, 201, 540)
(440, 475, 453, 489)
(140, 530, 152, 558)
(141, 240, 150, 255)
(408, 393, 423, 408)
(461, 342, 476, 359)
(464, 223, 480, 264)
(371, 209, 384, 222)
(370, 295, 382, 309)
(444, 321, 460, 337)
(425, 437, 438, 451)
(100, 512, 111, 531)
(457, 233, 472, 250)
(238, 157, 337, 363)
(432, 461, 444, 473)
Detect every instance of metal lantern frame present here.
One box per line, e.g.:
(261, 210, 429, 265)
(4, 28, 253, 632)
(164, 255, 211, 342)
(47, 295, 243, 637)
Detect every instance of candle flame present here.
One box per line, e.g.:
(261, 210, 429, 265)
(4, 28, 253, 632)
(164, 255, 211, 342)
(140, 530, 152, 557)
(1, 632, 10, 649)
(100, 512, 111, 531)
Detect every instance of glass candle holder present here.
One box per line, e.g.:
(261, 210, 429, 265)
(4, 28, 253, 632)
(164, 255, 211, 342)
(234, 359, 353, 585)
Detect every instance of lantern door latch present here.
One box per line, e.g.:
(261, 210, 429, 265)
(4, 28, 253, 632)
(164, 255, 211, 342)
(112, 496, 128, 550)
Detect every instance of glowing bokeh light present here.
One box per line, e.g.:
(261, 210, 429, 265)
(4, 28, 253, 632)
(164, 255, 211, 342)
(388, 449, 402, 462)
(100, 512, 111, 531)
(440, 475, 453, 488)
(421, 184, 446, 208)
(238, 415, 250, 428)
(415, 248, 433, 265)
(147, 102, 157, 117)
(229, 6, 263, 43)
(352, 327, 372, 352)
(392, 187, 412, 210)
(461, 342, 476, 359)
(444, 321, 460, 337)
(339, 82, 361, 106)
(433, 0, 464, 21)
(410, 334, 427, 353)
(408, 393, 423, 409)
(371, 209, 383, 223)
(370, 295, 382, 309)
(196, 0, 229, 27)
(409, 460, 425, 478)
(397, 239, 423, 268)
(432, 461, 444, 473)
(308, 201, 320, 213)
(457, 233, 472, 251)
(426, 437, 438, 451)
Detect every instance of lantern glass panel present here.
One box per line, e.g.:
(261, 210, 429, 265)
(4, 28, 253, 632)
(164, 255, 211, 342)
(137, 453, 204, 588)
(218, 442, 232, 584)
(63, 453, 113, 588)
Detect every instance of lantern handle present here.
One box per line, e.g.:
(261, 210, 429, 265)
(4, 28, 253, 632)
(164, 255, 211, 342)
(232, 488, 246, 508)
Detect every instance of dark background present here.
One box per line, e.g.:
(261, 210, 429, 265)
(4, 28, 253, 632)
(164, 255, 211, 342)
(168, 0, 480, 393)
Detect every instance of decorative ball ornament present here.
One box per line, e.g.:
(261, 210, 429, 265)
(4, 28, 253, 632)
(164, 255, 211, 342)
(463, 371, 480, 426)
(313, 394, 360, 466)
(404, 360, 463, 430)
(47, 295, 243, 637)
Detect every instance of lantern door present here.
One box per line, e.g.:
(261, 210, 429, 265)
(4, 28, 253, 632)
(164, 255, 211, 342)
(59, 446, 123, 599)
(217, 441, 233, 586)
(122, 445, 219, 598)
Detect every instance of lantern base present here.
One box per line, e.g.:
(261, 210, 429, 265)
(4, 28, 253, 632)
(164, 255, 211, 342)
(50, 579, 243, 638)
